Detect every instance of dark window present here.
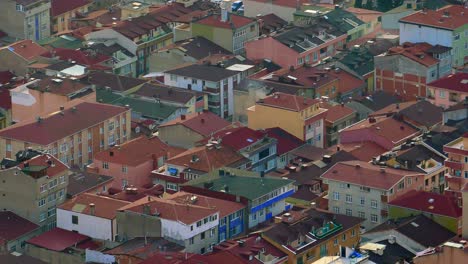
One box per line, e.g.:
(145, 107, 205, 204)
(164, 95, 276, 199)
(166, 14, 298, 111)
(258, 148, 270, 160)
(201, 232, 205, 240)
(72, 215, 78, 225)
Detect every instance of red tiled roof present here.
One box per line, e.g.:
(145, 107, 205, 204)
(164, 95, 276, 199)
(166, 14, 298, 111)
(42, 48, 111, 69)
(167, 191, 245, 218)
(103, 184, 165, 202)
(0, 71, 15, 85)
(399, 5, 468, 30)
(428, 73, 468, 93)
(322, 161, 422, 190)
(258, 92, 320, 112)
(18, 154, 69, 178)
(58, 193, 130, 220)
(386, 42, 440, 67)
(333, 69, 366, 94)
(5, 40, 47, 61)
(195, 14, 255, 29)
(202, 127, 265, 151)
(120, 197, 218, 225)
(264, 127, 305, 155)
(0, 101, 128, 145)
(320, 103, 356, 123)
(389, 190, 462, 218)
(27, 228, 90, 251)
(369, 101, 417, 117)
(166, 145, 246, 173)
(0, 211, 39, 242)
(339, 141, 387, 162)
(159, 112, 232, 137)
(342, 116, 419, 148)
(51, 0, 92, 17)
(94, 136, 184, 167)
(346, 7, 382, 23)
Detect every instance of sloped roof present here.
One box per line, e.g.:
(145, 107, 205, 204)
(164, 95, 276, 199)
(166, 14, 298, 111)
(165, 64, 239, 82)
(27, 228, 91, 251)
(58, 193, 130, 219)
(258, 92, 320, 112)
(195, 14, 255, 29)
(0, 211, 39, 242)
(51, 0, 91, 17)
(399, 5, 467, 30)
(428, 73, 468, 93)
(264, 127, 305, 155)
(159, 112, 232, 137)
(3, 40, 47, 61)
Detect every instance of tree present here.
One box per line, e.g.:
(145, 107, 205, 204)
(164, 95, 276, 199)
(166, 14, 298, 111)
(365, 0, 374, 10)
(355, 0, 363, 8)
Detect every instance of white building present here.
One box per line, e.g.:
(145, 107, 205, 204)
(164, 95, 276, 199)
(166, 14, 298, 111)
(164, 64, 241, 119)
(57, 193, 130, 241)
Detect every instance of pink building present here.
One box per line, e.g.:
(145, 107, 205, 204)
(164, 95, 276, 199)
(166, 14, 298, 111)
(427, 73, 468, 109)
(88, 136, 184, 190)
(245, 22, 346, 69)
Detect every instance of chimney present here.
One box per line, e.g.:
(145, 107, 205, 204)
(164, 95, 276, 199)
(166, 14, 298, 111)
(89, 203, 95, 216)
(181, 114, 186, 120)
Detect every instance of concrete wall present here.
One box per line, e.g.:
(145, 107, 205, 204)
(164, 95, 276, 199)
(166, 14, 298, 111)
(92, 158, 154, 189)
(0, 49, 30, 76)
(158, 124, 204, 149)
(244, 0, 296, 21)
(57, 209, 114, 241)
(149, 48, 197, 73)
(381, 10, 414, 30)
(26, 244, 84, 264)
(52, 3, 91, 33)
(116, 211, 162, 240)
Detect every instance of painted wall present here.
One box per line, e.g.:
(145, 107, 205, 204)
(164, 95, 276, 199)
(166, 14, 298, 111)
(244, 0, 296, 21)
(91, 158, 154, 189)
(57, 209, 114, 241)
(158, 124, 205, 149)
(191, 23, 233, 52)
(53, 3, 91, 33)
(427, 86, 468, 109)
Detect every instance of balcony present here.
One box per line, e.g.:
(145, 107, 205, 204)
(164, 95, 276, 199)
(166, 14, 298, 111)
(445, 160, 464, 170)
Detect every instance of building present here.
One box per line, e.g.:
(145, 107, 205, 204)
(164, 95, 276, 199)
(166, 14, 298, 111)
(85, 42, 137, 77)
(0, 211, 41, 252)
(164, 64, 241, 118)
(321, 161, 425, 229)
(89, 136, 184, 190)
(248, 93, 327, 148)
(152, 144, 249, 193)
(399, 5, 468, 67)
(463, 184, 468, 238)
(339, 116, 420, 151)
(191, 10, 258, 55)
(50, 0, 92, 34)
(57, 193, 130, 241)
(388, 190, 462, 234)
(117, 196, 219, 254)
(375, 42, 452, 101)
(443, 133, 468, 192)
(0, 40, 48, 76)
(182, 168, 295, 229)
(202, 127, 278, 172)
(427, 73, 468, 109)
(262, 209, 364, 264)
(41, 48, 113, 71)
(245, 21, 347, 70)
(149, 36, 231, 73)
(263, 127, 305, 169)
(0, 0, 51, 41)
(66, 170, 113, 198)
(413, 242, 468, 264)
(11, 76, 96, 123)
(0, 101, 131, 168)
(88, 71, 147, 96)
(320, 102, 356, 147)
(158, 111, 233, 149)
(0, 151, 69, 231)
(167, 192, 246, 242)
(0, 89, 13, 129)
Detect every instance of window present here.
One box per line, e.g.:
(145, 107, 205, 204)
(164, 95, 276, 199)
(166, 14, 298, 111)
(204, 217, 208, 224)
(251, 212, 257, 220)
(190, 225, 193, 231)
(358, 211, 365, 219)
(88, 145, 92, 153)
(333, 206, 340, 214)
(210, 228, 215, 237)
(250, 25, 255, 32)
(192, 79, 198, 85)
(407, 177, 412, 185)
(49, 179, 58, 189)
(48, 193, 56, 202)
(333, 238, 338, 246)
(40, 183, 47, 193)
(48, 207, 56, 217)
(103, 162, 109, 169)
(201, 231, 205, 240)
(38, 198, 46, 207)
(398, 181, 405, 190)
(87, 133, 92, 140)
(6, 144, 11, 152)
(122, 166, 128, 174)
(351, 229, 356, 237)
(342, 233, 346, 241)
(108, 134, 115, 146)
(166, 183, 177, 191)
(16, 4, 24, 12)
(371, 200, 378, 209)
(454, 33, 460, 40)
(345, 209, 352, 216)
(99, 127, 104, 134)
(39, 212, 47, 222)
(189, 237, 194, 244)
(58, 189, 64, 199)
(333, 192, 340, 201)
(345, 194, 352, 204)
(297, 57, 304, 65)
(59, 175, 65, 184)
(72, 215, 78, 224)
(360, 197, 365, 206)
(371, 214, 378, 223)
(108, 121, 115, 131)
(439, 90, 446, 98)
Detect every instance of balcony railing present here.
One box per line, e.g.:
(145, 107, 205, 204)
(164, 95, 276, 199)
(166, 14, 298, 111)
(444, 160, 464, 170)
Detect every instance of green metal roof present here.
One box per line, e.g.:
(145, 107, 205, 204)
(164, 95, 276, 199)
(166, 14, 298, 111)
(38, 35, 83, 50)
(186, 168, 294, 201)
(323, 8, 365, 32)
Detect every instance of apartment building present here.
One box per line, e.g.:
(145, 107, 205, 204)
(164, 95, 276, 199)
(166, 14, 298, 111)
(118, 197, 220, 254)
(399, 5, 468, 67)
(248, 93, 328, 148)
(321, 161, 425, 229)
(427, 73, 468, 109)
(0, 151, 69, 232)
(443, 133, 468, 192)
(0, 0, 51, 41)
(0, 101, 131, 168)
(164, 64, 241, 119)
(50, 0, 92, 34)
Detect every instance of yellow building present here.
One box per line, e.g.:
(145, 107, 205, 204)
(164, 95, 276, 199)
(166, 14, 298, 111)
(262, 210, 363, 264)
(51, 0, 92, 34)
(247, 93, 327, 148)
(0, 100, 131, 169)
